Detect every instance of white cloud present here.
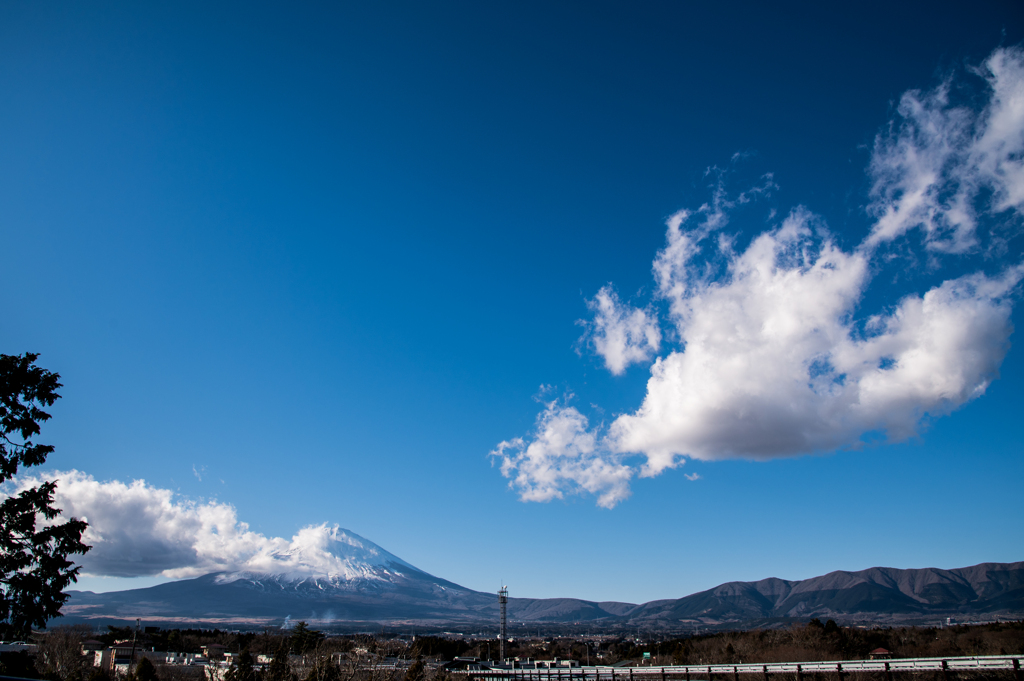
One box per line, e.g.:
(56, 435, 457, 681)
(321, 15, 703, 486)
(497, 45, 1024, 507)
(684, 473, 700, 481)
(654, 171, 776, 325)
(866, 46, 1024, 252)
(2, 470, 406, 580)
(491, 401, 632, 508)
(609, 213, 1021, 474)
(581, 286, 661, 375)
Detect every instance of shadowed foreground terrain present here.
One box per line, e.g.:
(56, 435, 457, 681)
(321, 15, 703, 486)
(3, 620, 1022, 681)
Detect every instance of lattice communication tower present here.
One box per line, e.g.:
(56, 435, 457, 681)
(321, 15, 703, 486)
(498, 585, 508, 661)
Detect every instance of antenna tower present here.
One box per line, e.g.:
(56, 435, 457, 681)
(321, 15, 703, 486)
(498, 585, 508, 662)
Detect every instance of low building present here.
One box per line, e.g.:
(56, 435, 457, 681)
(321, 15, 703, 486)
(96, 641, 138, 672)
(166, 653, 209, 666)
(443, 658, 490, 671)
(485, 658, 579, 671)
(202, 644, 228, 660)
(82, 640, 105, 654)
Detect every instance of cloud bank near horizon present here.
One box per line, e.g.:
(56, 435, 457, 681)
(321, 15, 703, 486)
(2, 470, 399, 580)
(494, 45, 1024, 508)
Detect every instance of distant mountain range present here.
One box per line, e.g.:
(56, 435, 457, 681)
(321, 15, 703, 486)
(59, 529, 1024, 632)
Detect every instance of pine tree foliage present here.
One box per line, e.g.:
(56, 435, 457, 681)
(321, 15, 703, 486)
(130, 657, 158, 681)
(403, 660, 424, 681)
(0, 353, 90, 639)
(224, 649, 258, 681)
(266, 643, 296, 681)
(290, 622, 325, 655)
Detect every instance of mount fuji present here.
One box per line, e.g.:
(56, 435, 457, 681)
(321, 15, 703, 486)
(61, 528, 501, 627)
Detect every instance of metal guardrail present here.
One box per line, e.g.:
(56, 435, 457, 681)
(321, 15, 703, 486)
(458, 656, 1024, 680)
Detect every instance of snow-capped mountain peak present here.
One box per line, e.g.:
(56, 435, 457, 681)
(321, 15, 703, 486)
(214, 525, 421, 585)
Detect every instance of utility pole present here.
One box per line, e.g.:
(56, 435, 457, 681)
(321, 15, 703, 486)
(128, 618, 140, 674)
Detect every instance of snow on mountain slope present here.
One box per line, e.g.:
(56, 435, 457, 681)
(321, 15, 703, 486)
(214, 526, 424, 585)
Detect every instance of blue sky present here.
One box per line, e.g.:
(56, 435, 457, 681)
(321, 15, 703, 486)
(2, 1, 1023, 604)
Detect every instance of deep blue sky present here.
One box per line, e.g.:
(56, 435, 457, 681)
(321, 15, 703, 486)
(2, 1, 1022, 603)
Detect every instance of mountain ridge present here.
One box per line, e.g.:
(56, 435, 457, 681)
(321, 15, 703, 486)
(59, 529, 1024, 631)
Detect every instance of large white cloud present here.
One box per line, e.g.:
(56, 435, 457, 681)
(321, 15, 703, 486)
(611, 212, 1021, 476)
(495, 46, 1024, 507)
(2, 470, 399, 580)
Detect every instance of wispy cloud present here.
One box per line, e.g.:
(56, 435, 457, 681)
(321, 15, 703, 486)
(865, 47, 1024, 252)
(495, 45, 1024, 507)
